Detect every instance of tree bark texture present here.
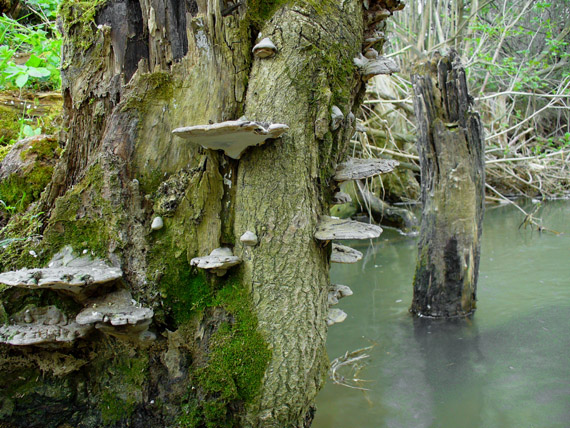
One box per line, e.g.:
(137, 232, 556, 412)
(0, 1, 404, 427)
(410, 50, 485, 318)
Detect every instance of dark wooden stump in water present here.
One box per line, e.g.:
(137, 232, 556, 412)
(410, 50, 485, 318)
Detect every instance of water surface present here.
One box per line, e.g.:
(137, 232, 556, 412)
(314, 200, 570, 428)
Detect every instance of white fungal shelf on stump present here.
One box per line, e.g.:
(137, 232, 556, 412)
(76, 289, 154, 340)
(327, 308, 348, 326)
(0, 305, 91, 346)
(334, 157, 399, 182)
(315, 216, 382, 241)
(0, 246, 122, 298)
(331, 243, 363, 264)
(354, 53, 400, 80)
(172, 119, 289, 159)
(191, 247, 241, 276)
(328, 284, 353, 306)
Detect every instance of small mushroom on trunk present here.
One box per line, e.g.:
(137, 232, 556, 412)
(252, 37, 277, 58)
(76, 289, 154, 341)
(354, 53, 400, 80)
(327, 308, 348, 326)
(190, 247, 241, 276)
(240, 231, 258, 246)
(330, 105, 344, 130)
(151, 216, 164, 230)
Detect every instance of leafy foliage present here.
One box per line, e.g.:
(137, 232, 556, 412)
(0, 0, 61, 91)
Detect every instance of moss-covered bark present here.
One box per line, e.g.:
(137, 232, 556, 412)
(0, 1, 403, 427)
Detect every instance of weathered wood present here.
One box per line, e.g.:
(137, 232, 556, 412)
(410, 50, 485, 318)
(334, 157, 399, 181)
(353, 181, 419, 234)
(332, 191, 352, 205)
(315, 216, 382, 241)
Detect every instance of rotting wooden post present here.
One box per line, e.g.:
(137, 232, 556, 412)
(410, 50, 485, 318)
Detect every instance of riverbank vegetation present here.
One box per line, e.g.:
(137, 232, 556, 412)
(355, 0, 569, 204)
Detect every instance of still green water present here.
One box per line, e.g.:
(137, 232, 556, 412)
(313, 200, 570, 428)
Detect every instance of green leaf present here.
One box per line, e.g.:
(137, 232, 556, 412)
(27, 67, 51, 78)
(26, 54, 42, 68)
(15, 73, 28, 88)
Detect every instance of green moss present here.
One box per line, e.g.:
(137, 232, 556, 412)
(0, 105, 20, 146)
(0, 167, 55, 213)
(147, 224, 212, 326)
(246, 0, 292, 30)
(0, 136, 59, 215)
(121, 72, 173, 114)
(179, 277, 271, 428)
(98, 355, 149, 424)
(19, 137, 61, 162)
(59, 0, 108, 52)
(42, 162, 119, 260)
(308, 42, 356, 107)
(246, 0, 337, 30)
(0, 300, 8, 325)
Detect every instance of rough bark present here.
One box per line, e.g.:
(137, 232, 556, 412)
(0, 1, 403, 427)
(234, 5, 364, 425)
(410, 50, 485, 318)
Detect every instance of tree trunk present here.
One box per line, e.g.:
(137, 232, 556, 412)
(410, 50, 485, 318)
(0, 1, 403, 427)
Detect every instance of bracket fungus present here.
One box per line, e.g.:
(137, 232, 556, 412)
(252, 37, 277, 58)
(151, 216, 164, 230)
(331, 243, 363, 263)
(315, 216, 382, 241)
(240, 231, 258, 246)
(76, 289, 154, 341)
(0, 305, 92, 347)
(334, 157, 399, 182)
(330, 105, 344, 131)
(328, 283, 353, 306)
(0, 246, 122, 300)
(354, 53, 400, 80)
(172, 119, 289, 159)
(332, 191, 352, 205)
(327, 308, 348, 326)
(190, 247, 241, 276)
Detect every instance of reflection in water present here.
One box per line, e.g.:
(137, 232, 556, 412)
(313, 201, 570, 428)
(412, 318, 485, 428)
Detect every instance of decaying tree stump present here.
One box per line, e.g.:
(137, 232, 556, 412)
(410, 50, 485, 318)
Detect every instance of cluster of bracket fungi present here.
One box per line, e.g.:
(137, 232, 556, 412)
(0, 5, 402, 347)
(171, 25, 399, 327)
(0, 247, 154, 347)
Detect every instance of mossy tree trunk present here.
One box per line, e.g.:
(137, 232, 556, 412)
(0, 1, 403, 427)
(410, 50, 485, 319)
